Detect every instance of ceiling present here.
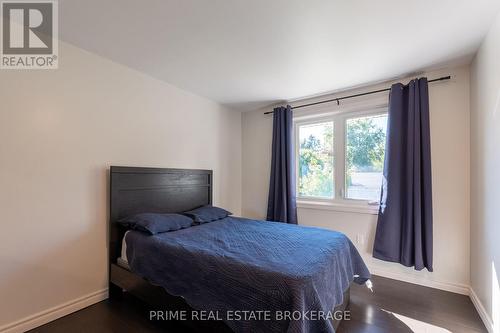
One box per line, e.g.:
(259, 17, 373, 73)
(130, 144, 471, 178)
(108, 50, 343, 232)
(59, 0, 500, 111)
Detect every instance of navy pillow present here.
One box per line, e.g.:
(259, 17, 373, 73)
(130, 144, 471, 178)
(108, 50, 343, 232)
(118, 213, 193, 235)
(182, 205, 232, 223)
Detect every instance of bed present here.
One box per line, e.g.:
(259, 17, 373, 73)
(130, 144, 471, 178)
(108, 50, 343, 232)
(108, 166, 370, 332)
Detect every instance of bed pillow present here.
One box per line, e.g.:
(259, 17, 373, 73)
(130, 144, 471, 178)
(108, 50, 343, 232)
(118, 213, 193, 235)
(182, 205, 232, 223)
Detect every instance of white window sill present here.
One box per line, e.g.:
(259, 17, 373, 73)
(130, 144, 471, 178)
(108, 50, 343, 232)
(297, 200, 379, 215)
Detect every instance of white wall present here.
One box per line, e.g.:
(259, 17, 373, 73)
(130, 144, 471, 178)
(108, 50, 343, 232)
(0, 41, 241, 332)
(470, 11, 500, 333)
(242, 66, 471, 294)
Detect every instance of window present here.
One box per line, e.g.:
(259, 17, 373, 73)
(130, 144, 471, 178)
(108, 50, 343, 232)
(345, 114, 387, 201)
(295, 109, 387, 206)
(298, 121, 334, 198)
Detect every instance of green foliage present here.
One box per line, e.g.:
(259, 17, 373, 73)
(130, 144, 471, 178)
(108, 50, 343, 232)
(298, 124, 334, 198)
(346, 118, 386, 173)
(299, 117, 386, 197)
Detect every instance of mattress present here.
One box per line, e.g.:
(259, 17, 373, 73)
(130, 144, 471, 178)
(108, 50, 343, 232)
(124, 216, 370, 333)
(117, 231, 130, 269)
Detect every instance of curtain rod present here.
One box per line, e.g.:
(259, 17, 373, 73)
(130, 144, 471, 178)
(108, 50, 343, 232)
(264, 75, 451, 114)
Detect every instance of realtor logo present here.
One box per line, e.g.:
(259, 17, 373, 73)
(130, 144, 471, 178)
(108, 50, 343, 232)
(1, 0, 58, 69)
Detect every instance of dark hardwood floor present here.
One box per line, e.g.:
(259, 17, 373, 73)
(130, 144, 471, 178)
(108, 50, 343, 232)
(29, 275, 486, 333)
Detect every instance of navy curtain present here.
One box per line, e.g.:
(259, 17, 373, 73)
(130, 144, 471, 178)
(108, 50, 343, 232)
(266, 105, 297, 224)
(373, 78, 433, 271)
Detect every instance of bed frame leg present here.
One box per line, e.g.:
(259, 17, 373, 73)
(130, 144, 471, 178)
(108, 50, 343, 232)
(108, 282, 123, 300)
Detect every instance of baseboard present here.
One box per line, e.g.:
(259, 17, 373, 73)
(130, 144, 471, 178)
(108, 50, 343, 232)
(469, 287, 494, 333)
(0, 289, 108, 333)
(368, 265, 470, 295)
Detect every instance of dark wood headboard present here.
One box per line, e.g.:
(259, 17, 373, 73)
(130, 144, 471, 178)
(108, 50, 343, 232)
(109, 166, 213, 263)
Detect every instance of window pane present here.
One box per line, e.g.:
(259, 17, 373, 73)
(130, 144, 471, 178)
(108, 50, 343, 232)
(345, 114, 387, 201)
(298, 121, 334, 198)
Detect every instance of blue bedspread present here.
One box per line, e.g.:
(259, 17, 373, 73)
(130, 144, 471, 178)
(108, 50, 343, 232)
(126, 217, 370, 332)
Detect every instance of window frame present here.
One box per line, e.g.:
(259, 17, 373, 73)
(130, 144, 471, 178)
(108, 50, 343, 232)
(294, 105, 388, 214)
